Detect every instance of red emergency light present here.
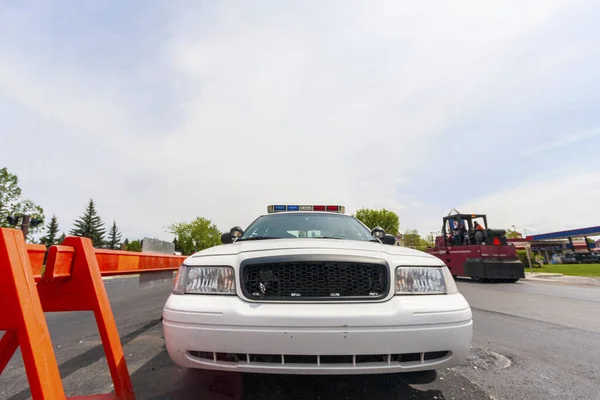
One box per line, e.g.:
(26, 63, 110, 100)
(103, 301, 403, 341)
(313, 205, 326, 211)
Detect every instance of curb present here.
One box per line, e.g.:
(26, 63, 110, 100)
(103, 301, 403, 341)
(523, 273, 600, 287)
(526, 273, 564, 278)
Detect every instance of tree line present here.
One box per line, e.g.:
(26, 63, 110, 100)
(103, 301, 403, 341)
(35, 199, 135, 250)
(1, 167, 140, 251)
(3, 166, 437, 254)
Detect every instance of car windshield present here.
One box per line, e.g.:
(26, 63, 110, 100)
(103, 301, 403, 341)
(240, 212, 375, 241)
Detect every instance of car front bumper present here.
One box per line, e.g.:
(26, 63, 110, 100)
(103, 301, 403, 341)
(162, 293, 473, 375)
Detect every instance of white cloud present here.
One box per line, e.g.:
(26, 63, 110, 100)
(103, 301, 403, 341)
(520, 128, 600, 157)
(1, 0, 599, 242)
(456, 170, 600, 235)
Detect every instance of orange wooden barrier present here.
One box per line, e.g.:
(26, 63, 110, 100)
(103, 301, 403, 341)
(95, 248, 186, 276)
(27, 245, 186, 281)
(0, 229, 187, 399)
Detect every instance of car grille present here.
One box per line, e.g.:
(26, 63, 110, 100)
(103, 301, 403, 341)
(240, 259, 389, 301)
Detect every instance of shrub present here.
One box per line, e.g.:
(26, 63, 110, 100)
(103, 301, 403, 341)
(517, 249, 542, 268)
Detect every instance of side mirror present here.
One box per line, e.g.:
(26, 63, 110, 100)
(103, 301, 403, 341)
(221, 232, 234, 244)
(222, 226, 244, 244)
(371, 226, 386, 239)
(380, 234, 396, 245)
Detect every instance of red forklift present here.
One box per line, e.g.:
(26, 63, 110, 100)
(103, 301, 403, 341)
(426, 210, 525, 282)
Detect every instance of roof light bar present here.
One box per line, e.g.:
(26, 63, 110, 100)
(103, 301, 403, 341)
(267, 205, 345, 214)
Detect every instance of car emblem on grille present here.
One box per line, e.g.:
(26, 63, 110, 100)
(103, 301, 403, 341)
(259, 282, 267, 295)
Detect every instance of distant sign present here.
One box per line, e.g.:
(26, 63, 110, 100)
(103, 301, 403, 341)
(141, 237, 175, 255)
(139, 237, 177, 291)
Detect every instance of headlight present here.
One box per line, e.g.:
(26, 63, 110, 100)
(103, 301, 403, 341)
(173, 265, 236, 294)
(395, 266, 447, 295)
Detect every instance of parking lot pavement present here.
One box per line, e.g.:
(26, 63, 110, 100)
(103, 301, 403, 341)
(455, 279, 600, 400)
(0, 276, 491, 400)
(5, 275, 600, 399)
(0, 320, 490, 400)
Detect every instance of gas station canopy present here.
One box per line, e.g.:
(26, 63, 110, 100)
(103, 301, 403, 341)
(526, 226, 600, 241)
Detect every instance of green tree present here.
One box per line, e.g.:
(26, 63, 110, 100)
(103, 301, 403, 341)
(57, 232, 66, 244)
(0, 167, 45, 240)
(167, 217, 222, 255)
(425, 232, 436, 248)
(353, 208, 400, 236)
(126, 239, 142, 252)
(70, 199, 106, 247)
(506, 229, 521, 239)
(106, 221, 123, 250)
(403, 229, 431, 251)
(40, 214, 60, 246)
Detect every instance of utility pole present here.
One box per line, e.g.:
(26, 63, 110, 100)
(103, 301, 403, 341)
(20, 214, 31, 237)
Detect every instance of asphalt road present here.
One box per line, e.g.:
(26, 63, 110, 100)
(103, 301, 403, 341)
(1, 276, 599, 400)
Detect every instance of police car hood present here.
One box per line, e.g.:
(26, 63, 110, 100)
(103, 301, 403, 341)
(189, 238, 437, 260)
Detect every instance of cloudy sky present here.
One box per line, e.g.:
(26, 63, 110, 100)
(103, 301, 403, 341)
(1, 0, 599, 242)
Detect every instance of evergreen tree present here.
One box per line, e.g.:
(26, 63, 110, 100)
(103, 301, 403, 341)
(173, 237, 183, 253)
(40, 214, 60, 246)
(69, 199, 106, 247)
(106, 221, 123, 250)
(57, 232, 66, 244)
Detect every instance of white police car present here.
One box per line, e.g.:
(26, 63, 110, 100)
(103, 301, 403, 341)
(162, 205, 472, 375)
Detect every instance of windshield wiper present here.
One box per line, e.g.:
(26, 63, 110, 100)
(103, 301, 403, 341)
(238, 235, 281, 241)
(313, 236, 382, 242)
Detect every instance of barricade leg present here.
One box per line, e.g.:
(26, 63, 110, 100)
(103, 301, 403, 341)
(38, 236, 135, 400)
(0, 228, 66, 399)
(0, 331, 19, 373)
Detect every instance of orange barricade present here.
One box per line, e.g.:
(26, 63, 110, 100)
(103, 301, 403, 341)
(0, 228, 187, 399)
(28, 245, 185, 282)
(95, 248, 185, 276)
